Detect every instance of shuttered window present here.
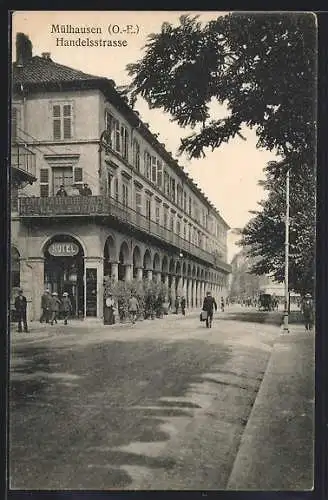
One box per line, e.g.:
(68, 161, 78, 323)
(151, 156, 157, 184)
(40, 168, 49, 197)
(52, 103, 73, 140)
(11, 107, 20, 142)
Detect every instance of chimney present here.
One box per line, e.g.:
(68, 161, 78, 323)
(41, 52, 51, 60)
(16, 33, 33, 67)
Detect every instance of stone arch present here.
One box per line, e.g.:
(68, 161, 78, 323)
(187, 263, 192, 277)
(162, 255, 169, 274)
(118, 241, 130, 281)
(143, 249, 152, 270)
(41, 232, 87, 258)
(197, 266, 200, 279)
(153, 252, 161, 271)
(169, 258, 175, 274)
(192, 264, 196, 279)
(182, 262, 187, 276)
(132, 245, 142, 268)
(176, 261, 182, 276)
(104, 235, 117, 277)
(201, 269, 205, 280)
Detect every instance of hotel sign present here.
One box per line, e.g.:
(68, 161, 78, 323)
(48, 242, 79, 257)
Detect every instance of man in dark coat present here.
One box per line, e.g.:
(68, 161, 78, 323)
(56, 184, 67, 196)
(202, 291, 218, 328)
(14, 289, 28, 332)
(301, 293, 314, 331)
(180, 296, 186, 316)
(79, 183, 92, 196)
(40, 289, 51, 323)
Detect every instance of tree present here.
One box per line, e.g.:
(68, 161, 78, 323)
(239, 160, 315, 294)
(127, 13, 316, 167)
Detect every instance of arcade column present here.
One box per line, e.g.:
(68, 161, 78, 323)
(136, 267, 143, 281)
(124, 263, 133, 282)
(111, 261, 119, 281)
(147, 269, 153, 281)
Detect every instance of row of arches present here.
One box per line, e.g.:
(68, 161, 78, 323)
(104, 236, 225, 285)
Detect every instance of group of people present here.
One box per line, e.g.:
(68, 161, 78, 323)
(40, 289, 73, 325)
(174, 296, 186, 315)
(56, 183, 92, 197)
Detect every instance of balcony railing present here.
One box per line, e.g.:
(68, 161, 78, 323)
(18, 195, 231, 272)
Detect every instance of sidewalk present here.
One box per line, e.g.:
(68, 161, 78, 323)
(227, 325, 315, 490)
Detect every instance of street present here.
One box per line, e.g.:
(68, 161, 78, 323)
(9, 310, 291, 489)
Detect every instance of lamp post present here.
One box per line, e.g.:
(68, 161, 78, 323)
(283, 168, 290, 332)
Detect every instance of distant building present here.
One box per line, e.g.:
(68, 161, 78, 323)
(11, 33, 231, 321)
(228, 248, 270, 300)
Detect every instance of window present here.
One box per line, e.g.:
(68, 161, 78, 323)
(135, 190, 142, 213)
(114, 177, 119, 201)
(183, 192, 187, 212)
(146, 197, 151, 219)
(170, 214, 174, 232)
(144, 151, 151, 180)
(164, 171, 170, 197)
(122, 184, 129, 206)
(132, 139, 140, 171)
(164, 207, 168, 228)
(104, 111, 113, 147)
(74, 167, 83, 188)
(155, 202, 161, 224)
(107, 172, 112, 196)
(113, 119, 120, 152)
(188, 196, 192, 216)
(40, 168, 49, 197)
(52, 103, 72, 140)
(151, 156, 157, 184)
(183, 223, 187, 240)
(170, 178, 176, 203)
(176, 219, 181, 235)
(157, 160, 163, 188)
(11, 107, 20, 142)
(121, 126, 129, 160)
(177, 185, 183, 207)
(53, 166, 73, 195)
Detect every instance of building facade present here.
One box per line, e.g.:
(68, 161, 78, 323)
(11, 33, 231, 321)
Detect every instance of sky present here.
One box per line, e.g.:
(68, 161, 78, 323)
(12, 10, 280, 261)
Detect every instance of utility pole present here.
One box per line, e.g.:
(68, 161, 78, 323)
(283, 168, 290, 332)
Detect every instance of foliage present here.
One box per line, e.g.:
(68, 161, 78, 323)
(127, 13, 316, 167)
(103, 276, 169, 321)
(240, 160, 315, 294)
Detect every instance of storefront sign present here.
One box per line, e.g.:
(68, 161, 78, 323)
(48, 242, 79, 257)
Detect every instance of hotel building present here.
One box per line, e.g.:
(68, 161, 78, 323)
(11, 33, 231, 321)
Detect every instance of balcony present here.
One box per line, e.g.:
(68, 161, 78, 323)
(18, 195, 232, 272)
(11, 143, 37, 186)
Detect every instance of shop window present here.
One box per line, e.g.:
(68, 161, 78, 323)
(52, 103, 73, 140)
(40, 168, 49, 197)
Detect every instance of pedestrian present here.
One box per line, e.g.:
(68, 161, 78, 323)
(40, 289, 51, 323)
(175, 296, 180, 314)
(50, 292, 61, 325)
(128, 293, 139, 324)
(202, 291, 218, 328)
(301, 293, 314, 331)
(221, 296, 225, 312)
(79, 183, 92, 196)
(105, 293, 115, 325)
(14, 289, 28, 332)
(180, 296, 186, 316)
(56, 184, 67, 197)
(61, 292, 72, 325)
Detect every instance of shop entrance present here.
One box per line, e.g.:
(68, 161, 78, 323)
(44, 235, 84, 317)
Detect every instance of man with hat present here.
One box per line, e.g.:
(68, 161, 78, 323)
(61, 292, 73, 325)
(202, 291, 218, 328)
(40, 289, 51, 324)
(50, 292, 61, 325)
(301, 292, 314, 331)
(14, 289, 28, 332)
(79, 183, 92, 196)
(56, 184, 68, 197)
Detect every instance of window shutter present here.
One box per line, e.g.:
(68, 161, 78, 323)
(40, 168, 49, 183)
(53, 105, 61, 140)
(74, 167, 83, 183)
(63, 105, 72, 139)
